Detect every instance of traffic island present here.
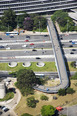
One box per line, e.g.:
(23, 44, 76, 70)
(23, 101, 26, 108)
(8, 62, 17, 67)
(22, 62, 31, 67)
(36, 62, 45, 67)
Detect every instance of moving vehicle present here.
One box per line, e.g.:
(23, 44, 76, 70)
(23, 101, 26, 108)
(5, 31, 19, 36)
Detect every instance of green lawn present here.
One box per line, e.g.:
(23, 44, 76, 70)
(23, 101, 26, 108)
(0, 62, 57, 72)
(0, 62, 77, 72)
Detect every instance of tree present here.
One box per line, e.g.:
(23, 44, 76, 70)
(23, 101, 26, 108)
(16, 12, 29, 28)
(1, 8, 17, 31)
(41, 105, 56, 116)
(33, 16, 47, 30)
(58, 88, 66, 96)
(23, 17, 34, 31)
(16, 69, 37, 95)
(27, 96, 36, 108)
(66, 88, 75, 94)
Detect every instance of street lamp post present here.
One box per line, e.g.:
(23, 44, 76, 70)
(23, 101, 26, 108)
(39, 21, 40, 34)
(8, 24, 9, 32)
(67, 20, 69, 32)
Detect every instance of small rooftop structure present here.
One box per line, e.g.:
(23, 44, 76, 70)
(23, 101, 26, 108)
(0, 82, 6, 99)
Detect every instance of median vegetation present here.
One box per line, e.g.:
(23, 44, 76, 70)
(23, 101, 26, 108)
(0, 62, 77, 72)
(51, 10, 77, 32)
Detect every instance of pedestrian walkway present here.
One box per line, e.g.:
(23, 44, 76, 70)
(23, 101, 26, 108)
(34, 18, 69, 93)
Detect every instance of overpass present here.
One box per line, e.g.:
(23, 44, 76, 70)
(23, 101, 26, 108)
(34, 18, 69, 93)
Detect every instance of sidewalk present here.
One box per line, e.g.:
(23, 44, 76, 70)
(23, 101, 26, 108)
(20, 30, 49, 35)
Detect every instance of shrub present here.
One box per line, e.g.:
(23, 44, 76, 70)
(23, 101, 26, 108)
(58, 89, 66, 96)
(27, 96, 36, 108)
(66, 88, 75, 94)
(40, 95, 48, 101)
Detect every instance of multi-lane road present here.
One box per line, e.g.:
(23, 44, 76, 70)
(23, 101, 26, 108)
(0, 33, 77, 62)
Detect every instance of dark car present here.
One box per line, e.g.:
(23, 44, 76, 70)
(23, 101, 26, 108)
(69, 45, 73, 47)
(10, 35, 14, 38)
(36, 57, 41, 59)
(69, 40, 72, 42)
(44, 35, 48, 37)
(70, 52, 74, 54)
(0, 38, 2, 40)
(1, 106, 5, 109)
(26, 35, 30, 38)
(4, 108, 9, 112)
(72, 49, 76, 51)
(0, 46, 4, 48)
(32, 49, 37, 51)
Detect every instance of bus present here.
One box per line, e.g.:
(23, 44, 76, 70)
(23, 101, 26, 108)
(5, 31, 19, 36)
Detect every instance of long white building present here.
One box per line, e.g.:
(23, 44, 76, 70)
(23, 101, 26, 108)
(0, 0, 77, 16)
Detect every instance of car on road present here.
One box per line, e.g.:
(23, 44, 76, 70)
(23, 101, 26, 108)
(30, 43, 34, 45)
(6, 47, 10, 50)
(69, 45, 73, 47)
(26, 35, 30, 38)
(36, 57, 41, 59)
(24, 40, 29, 42)
(10, 35, 14, 38)
(32, 49, 37, 51)
(72, 49, 76, 51)
(0, 38, 2, 40)
(70, 52, 74, 54)
(0, 46, 4, 48)
(69, 40, 72, 42)
(22, 45, 27, 47)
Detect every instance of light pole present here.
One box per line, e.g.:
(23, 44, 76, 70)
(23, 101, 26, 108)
(8, 24, 9, 32)
(67, 20, 69, 32)
(39, 21, 40, 34)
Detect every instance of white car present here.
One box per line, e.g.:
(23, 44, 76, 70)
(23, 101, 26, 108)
(22, 45, 27, 47)
(6, 47, 10, 50)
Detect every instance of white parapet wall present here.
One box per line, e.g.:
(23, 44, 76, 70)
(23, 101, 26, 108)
(0, 82, 6, 99)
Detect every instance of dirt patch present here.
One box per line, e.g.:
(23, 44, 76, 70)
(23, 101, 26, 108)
(44, 78, 60, 87)
(14, 80, 77, 116)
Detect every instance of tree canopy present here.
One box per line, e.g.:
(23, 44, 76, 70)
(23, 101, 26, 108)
(51, 10, 77, 32)
(1, 8, 17, 31)
(58, 88, 66, 96)
(41, 105, 56, 116)
(16, 12, 29, 28)
(16, 69, 37, 95)
(23, 17, 34, 31)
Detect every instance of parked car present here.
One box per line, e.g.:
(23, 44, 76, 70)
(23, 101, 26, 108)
(1, 106, 5, 109)
(4, 108, 9, 112)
